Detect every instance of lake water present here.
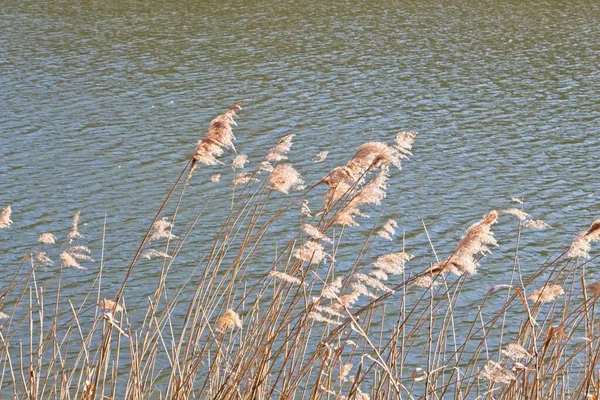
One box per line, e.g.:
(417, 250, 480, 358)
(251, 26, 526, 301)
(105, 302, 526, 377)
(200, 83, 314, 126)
(1, 0, 599, 395)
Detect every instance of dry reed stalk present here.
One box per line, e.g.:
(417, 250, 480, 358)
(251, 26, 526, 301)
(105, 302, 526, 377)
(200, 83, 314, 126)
(0, 205, 12, 228)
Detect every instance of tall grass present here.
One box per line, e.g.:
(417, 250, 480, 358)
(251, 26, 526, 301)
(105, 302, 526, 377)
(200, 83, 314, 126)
(1, 103, 599, 399)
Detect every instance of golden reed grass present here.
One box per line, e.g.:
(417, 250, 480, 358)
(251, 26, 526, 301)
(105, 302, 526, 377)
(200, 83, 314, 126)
(0, 103, 598, 399)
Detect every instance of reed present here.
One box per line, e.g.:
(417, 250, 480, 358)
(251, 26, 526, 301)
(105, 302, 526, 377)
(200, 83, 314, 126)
(0, 103, 598, 399)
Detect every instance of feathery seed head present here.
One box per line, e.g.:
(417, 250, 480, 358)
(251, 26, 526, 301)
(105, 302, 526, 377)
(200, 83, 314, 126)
(303, 224, 332, 243)
(502, 343, 530, 361)
(215, 309, 242, 333)
(522, 219, 551, 230)
(568, 219, 600, 258)
(0, 205, 12, 228)
(312, 151, 329, 163)
(189, 101, 244, 178)
(269, 164, 304, 194)
(269, 271, 302, 285)
(98, 299, 123, 314)
(528, 284, 565, 303)
(430, 210, 498, 276)
(502, 208, 530, 221)
(232, 154, 248, 170)
(68, 210, 83, 242)
(587, 280, 600, 297)
(376, 219, 398, 240)
(39, 232, 57, 245)
(149, 217, 176, 241)
(373, 252, 413, 275)
(294, 241, 327, 265)
(480, 360, 516, 384)
(265, 134, 295, 162)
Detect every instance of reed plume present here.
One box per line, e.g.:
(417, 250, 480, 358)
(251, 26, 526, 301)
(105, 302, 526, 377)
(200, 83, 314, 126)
(68, 210, 83, 242)
(303, 224, 332, 243)
(502, 343, 530, 361)
(301, 199, 312, 217)
(232, 154, 248, 170)
(413, 275, 440, 288)
(294, 241, 327, 265)
(268, 270, 302, 285)
(149, 217, 176, 241)
(522, 219, 551, 230)
(528, 284, 565, 303)
(587, 280, 600, 297)
(38, 232, 56, 244)
(233, 172, 257, 186)
(32, 250, 53, 267)
(142, 249, 172, 260)
(60, 250, 85, 269)
(265, 134, 295, 162)
(312, 151, 329, 163)
(333, 167, 389, 226)
(480, 360, 516, 384)
(0, 205, 12, 228)
(323, 133, 416, 207)
(215, 309, 242, 333)
(373, 251, 412, 275)
(429, 210, 498, 276)
(189, 101, 244, 179)
(567, 218, 600, 258)
(269, 164, 304, 194)
(376, 219, 398, 240)
(502, 208, 530, 221)
(98, 299, 123, 314)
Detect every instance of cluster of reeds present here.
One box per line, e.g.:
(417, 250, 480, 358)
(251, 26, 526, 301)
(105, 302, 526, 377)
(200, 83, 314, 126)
(1, 103, 600, 399)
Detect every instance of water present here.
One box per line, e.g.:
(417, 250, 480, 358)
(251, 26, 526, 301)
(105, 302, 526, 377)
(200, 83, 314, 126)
(1, 0, 599, 394)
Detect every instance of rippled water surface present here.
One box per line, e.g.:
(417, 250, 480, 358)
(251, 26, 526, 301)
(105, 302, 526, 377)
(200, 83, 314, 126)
(1, 0, 599, 393)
